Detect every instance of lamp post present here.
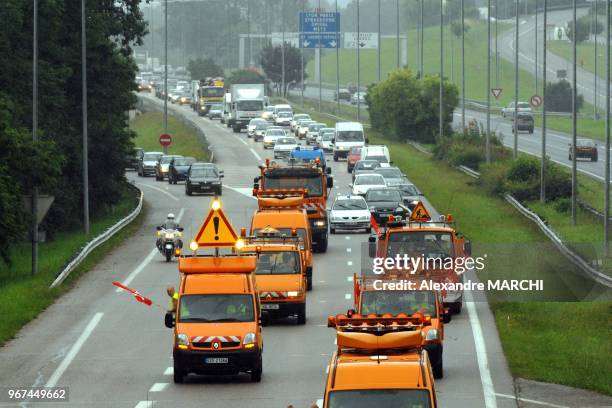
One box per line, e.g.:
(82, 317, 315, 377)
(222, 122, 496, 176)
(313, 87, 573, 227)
(32, 0, 39, 275)
(540, 0, 547, 203)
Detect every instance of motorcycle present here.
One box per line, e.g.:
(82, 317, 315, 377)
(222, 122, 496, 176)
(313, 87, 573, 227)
(156, 227, 184, 262)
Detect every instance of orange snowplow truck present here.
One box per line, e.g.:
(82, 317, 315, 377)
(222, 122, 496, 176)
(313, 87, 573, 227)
(368, 214, 471, 314)
(322, 314, 438, 407)
(164, 255, 263, 383)
(253, 158, 333, 252)
(238, 228, 308, 325)
(353, 272, 451, 379)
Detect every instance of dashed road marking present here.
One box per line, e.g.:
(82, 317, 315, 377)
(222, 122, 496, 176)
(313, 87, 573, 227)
(347, 261, 353, 266)
(249, 148, 262, 161)
(224, 185, 257, 200)
(347, 276, 353, 282)
(138, 183, 179, 201)
(495, 393, 568, 408)
(319, 300, 327, 303)
(163, 367, 173, 376)
(149, 383, 169, 392)
(134, 401, 155, 408)
(345, 236, 350, 240)
(345, 293, 352, 300)
(346, 248, 352, 253)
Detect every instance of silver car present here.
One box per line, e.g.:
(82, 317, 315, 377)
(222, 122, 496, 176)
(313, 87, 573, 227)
(329, 195, 371, 233)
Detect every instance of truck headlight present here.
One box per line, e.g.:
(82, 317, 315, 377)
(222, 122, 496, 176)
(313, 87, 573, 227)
(314, 220, 326, 227)
(287, 291, 302, 297)
(425, 329, 438, 341)
(243, 332, 256, 349)
(176, 333, 190, 349)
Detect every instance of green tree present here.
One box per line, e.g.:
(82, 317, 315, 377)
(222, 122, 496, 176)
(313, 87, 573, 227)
(188, 57, 224, 80)
(566, 15, 602, 43)
(226, 68, 267, 86)
(545, 80, 583, 113)
(259, 44, 307, 96)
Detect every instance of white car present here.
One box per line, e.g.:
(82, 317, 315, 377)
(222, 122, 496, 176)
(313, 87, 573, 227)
(274, 111, 293, 126)
(297, 120, 315, 139)
(306, 123, 327, 145)
(273, 136, 299, 159)
(350, 92, 367, 105)
(350, 173, 387, 196)
(261, 106, 275, 121)
(501, 101, 532, 118)
(329, 195, 371, 234)
(263, 128, 287, 149)
(319, 131, 334, 153)
(247, 118, 267, 138)
(291, 113, 311, 131)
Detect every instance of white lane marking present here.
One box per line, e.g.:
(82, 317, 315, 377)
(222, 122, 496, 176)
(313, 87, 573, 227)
(345, 293, 352, 300)
(134, 401, 155, 408)
(249, 148, 262, 161)
(345, 236, 350, 240)
(138, 183, 179, 202)
(346, 248, 352, 253)
(347, 276, 353, 282)
(45, 313, 104, 387)
(465, 291, 498, 408)
(347, 261, 353, 266)
(116, 208, 185, 292)
(234, 135, 248, 146)
(495, 393, 568, 408)
(224, 185, 257, 200)
(319, 300, 327, 303)
(149, 383, 169, 392)
(163, 367, 173, 375)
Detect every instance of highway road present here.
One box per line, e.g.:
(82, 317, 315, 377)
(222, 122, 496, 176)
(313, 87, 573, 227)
(295, 83, 610, 183)
(0, 94, 521, 408)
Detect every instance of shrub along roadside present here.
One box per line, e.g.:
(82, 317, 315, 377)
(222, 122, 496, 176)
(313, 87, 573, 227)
(0, 184, 144, 345)
(288, 99, 612, 395)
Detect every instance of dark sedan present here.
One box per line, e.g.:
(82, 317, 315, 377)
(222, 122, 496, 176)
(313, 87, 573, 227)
(365, 188, 410, 226)
(396, 183, 424, 211)
(168, 157, 197, 184)
(185, 164, 223, 195)
(128, 147, 144, 170)
(569, 139, 598, 162)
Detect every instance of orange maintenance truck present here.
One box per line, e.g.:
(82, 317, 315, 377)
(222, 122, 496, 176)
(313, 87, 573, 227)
(353, 272, 451, 378)
(322, 314, 438, 407)
(368, 207, 471, 314)
(239, 228, 307, 324)
(253, 158, 333, 252)
(164, 255, 263, 383)
(250, 193, 314, 290)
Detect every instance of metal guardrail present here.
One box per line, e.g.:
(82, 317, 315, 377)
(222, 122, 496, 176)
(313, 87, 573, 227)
(505, 194, 612, 288)
(578, 198, 611, 222)
(457, 165, 481, 179)
(49, 184, 144, 289)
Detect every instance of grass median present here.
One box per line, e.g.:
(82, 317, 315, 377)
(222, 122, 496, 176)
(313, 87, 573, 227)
(291, 100, 612, 395)
(0, 185, 144, 345)
(130, 111, 210, 159)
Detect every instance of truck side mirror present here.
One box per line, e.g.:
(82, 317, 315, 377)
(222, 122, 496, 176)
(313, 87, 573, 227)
(365, 138, 370, 143)
(464, 240, 472, 257)
(156, 226, 162, 231)
(443, 308, 452, 324)
(164, 312, 175, 328)
(325, 167, 332, 175)
(327, 176, 333, 188)
(253, 183, 259, 190)
(368, 235, 377, 258)
(331, 138, 335, 144)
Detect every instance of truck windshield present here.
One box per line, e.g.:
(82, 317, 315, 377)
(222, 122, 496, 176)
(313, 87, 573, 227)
(253, 228, 308, 250)
(178, 294, 255, 323)
(237, 100, 264, 111)
(200, 87, 224, 97)
(263, 173, 323, 196)
(361, 290, 436, 315)
(256, 252, 300, 275)
(327, 389, 431, 407)
(386, 231, 453, 259)
(336, 130, 364, 142)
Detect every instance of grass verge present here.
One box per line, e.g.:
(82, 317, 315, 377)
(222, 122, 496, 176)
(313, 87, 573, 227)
(291, 99, 612, 395)
(0, 184, 144, 345)
(130, 111, 210, 160)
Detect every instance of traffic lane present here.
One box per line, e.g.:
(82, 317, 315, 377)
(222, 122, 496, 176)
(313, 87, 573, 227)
(0, 175, 190, 406)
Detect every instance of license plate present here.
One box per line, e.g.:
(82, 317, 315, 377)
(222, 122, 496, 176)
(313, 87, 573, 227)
(261, 304, 280, 310)
(205, 357, 228, 364)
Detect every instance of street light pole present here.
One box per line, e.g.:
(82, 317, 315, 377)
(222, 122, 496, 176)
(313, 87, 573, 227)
(397, 0, 400, 69)
(540, 0, 547, 203)
(513, 0, 519, 158)
(486, 0, 491, 164)
(495, 0, 499, 87)
(439, 0, 444, 139)
(357, 0, 361, 121)
(461, 0, 465, 131)
(248, 0, 252, 66)
(32, 0, 39, 275)
(164, 0, 168, 138)
(535, 0, 538, 93)
(336, 0, 340, 114)
(281, 0, 286, 98)
(604, 0, 610, 255)
(377, 0, 381, 82)
(420, 0, 424, 79)
(301, 0, 305, 107)
(82, 0, 90, 235)
(594, 0, 598, 119)
(571, 0, 577, 225)
(318, 0, 322, 112)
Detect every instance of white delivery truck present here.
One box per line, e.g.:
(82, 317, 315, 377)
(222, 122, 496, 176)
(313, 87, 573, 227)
(333, 122, 367, 161)
(229, 84, 266, 133)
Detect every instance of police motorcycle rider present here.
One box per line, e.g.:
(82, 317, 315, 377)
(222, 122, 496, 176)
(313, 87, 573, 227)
(156, 213, 184, 260)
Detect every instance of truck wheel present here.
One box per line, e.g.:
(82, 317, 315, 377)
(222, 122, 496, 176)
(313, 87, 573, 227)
(232, 125, 240, 133)
(165, 250, 172, 262)
(330, 227, 336, 234)
(318, 234, 328, 253)
(251, 354, 263, 382)
(433, 356, 444, 379)
(333, 153, 339, 162)
(173, 361, 184, 383)
(450, 301, 462, 314)
(217, 186, 222, 196)
(185, 188, 192, 196)
(297, 303, 306, 325)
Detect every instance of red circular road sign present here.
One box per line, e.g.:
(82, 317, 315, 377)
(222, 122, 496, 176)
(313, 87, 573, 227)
(530, 95, 543, 108)
(159, 133, 172, 147)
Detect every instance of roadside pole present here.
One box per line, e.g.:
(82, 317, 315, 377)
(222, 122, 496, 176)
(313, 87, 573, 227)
(377, 0, 381, 82)
(281, 0, 286, 98)
(420, 0, 424, 79)
(513, 0, 519, 158)
(301, 0, 305, 107)
(396, 0, 400, 69)
(336, 0, 340, 114)
(571, 0, 577, 226)
(604, 0, 610, 255)
(594, 0, 599, 119)
(318, 0, 322, 112)
(486, 0, 491, 164)
(540, 0, 547, 203)
(461, 0, 465, 131)
(32, 0, 39, 275)
(439, 0, 444, 139)
(535, 0, 538, 93)
(357, 0, 361, 121)
(82, 0, 90, 235)
(164, 0, 168, 142)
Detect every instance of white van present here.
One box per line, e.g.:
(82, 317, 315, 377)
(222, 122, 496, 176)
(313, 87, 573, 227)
(272, 104, 293, 119)
(360, 145, 390, 164)
(333, 122, 366, 161)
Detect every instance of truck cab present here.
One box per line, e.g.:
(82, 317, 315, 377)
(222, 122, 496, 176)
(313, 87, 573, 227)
(239, 229, 307, 325)
(165, 255, 263, 383)
(249, 199, 314, 291)
(230, 84, 266, 132)
(322, 314, 438, 408)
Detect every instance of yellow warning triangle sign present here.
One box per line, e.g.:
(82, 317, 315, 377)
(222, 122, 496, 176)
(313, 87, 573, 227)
(409, 201, 431, 222)
(194, 207, 238, 247)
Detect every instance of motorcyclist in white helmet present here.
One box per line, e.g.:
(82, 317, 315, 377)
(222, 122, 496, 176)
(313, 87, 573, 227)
(157, 213, 182, 250)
